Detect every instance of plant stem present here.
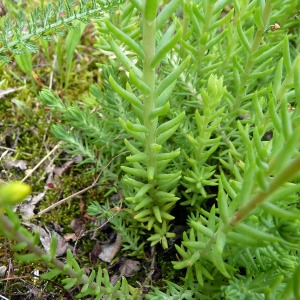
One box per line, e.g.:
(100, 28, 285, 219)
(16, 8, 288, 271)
(0, 214, 128, 298)
(142, 2, 158, 182)
(197, 0, 215, 72)
(232, 0, 273, 111)
(228, 154, 300, 227)
(0, 1, 124, 59)
(199, 153, 300, 257)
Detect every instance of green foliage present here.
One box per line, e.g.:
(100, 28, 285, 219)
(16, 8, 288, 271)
(1, 0, 300, 299)
(96, 0, 192, 248)
(0, 0, 125, 63)
(88, 200, 146, 258)
(0, 206, 141, 299)
(181, 75, 225, 207)
(39, 80, 127, 166)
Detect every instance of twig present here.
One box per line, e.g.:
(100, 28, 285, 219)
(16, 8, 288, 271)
(0, 147, 32, 157)
(37, 151, 129, 216)
(21, 142, 63, 182)
(37, 144, 60, 184)
(0, 146, 16, 152)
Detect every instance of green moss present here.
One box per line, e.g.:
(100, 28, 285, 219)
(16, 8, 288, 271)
(151, 247, 185, 291)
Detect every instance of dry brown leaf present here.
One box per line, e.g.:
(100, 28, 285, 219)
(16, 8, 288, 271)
(70, 218, 86, 236)
(98, 235, 122, 263)
(64, 233, 79, 242)
(0, 266, 7, 277)
(53, 154, 83, 177)
(79, 198, 85, 215)
(119, 259, 141, 277)
(0, 0, 7, 17)
(90, 242, 102, 264)
(4, 159, 27, 170)
(17, 192, 45, 219)
(109, 274, 120, 286)
(30, 224, 72, 256)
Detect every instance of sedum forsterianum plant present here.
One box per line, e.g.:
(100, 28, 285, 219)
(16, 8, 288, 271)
(0, 207, 140, 300)
(104, 0, 190, 248)
(0, 0, 125, 63)
(1, 0, 300, 299)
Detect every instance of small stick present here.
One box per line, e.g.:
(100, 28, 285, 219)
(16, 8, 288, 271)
(21, 142, 62, 182)
(0, 146, 16, 152)
(37, 151, 129, 216)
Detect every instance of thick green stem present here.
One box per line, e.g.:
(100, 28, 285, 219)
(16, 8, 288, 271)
(197, 0, 215, 71)
(144, 0, 160, 22)
(232, 0, 273, 111)
(199, 154, 300, 258)
(227, 154, 300, 228)
(142, 3, 158, 181)
(0, 213, 131, 298)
